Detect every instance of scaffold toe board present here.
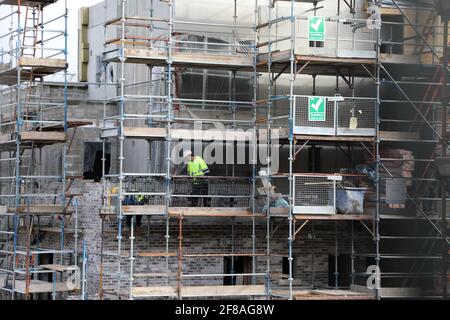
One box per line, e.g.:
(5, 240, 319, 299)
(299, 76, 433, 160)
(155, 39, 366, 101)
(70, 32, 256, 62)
(7, 205, 73, 215)
(40, 264, 79, 272)
(21, 131, 66, 143)
(181, 285, 266, 298)
(294, 135, 376, 143)
(0, 0, 57, 7)
(13, 280, 75, 294)
(103, 127, 256, 141)
(168, 207, 263, 218)
(103, 48, 254, 70)
(132, 286, 178, 298)
(123, 205, 166, 216)
(131, 285, 266, 298)
(40, 120, 94, 131)
(290, 289, 375, 300)
(294, 214, 374, 221)
(0, 131, 66, 149)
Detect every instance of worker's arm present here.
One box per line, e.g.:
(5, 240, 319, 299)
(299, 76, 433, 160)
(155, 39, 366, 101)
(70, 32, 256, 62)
(199, 157, 210, 175)
(173, 163, 187, 176)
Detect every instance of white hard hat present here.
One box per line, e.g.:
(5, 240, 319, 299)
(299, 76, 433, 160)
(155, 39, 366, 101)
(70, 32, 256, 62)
(183, 150, 192, 158)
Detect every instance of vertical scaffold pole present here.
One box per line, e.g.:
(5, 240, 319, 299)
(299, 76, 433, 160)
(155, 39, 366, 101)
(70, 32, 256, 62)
(265, 0, 273, 300)
(440, 16, 449, 301)
(252, 0, 259, 287)
(374, 0, 382, 301)
(287, 0, 296, 301)
(165, 0, 175, 290)
(11, 0, 23, 301)
(116, 0, 127, 299)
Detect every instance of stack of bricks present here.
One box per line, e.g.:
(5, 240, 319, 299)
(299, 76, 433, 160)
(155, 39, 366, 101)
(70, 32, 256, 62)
(363, 148, 415, 210)
(380, 149, 415, 184)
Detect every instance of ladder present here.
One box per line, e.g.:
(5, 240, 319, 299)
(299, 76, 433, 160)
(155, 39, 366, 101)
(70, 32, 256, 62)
(20, 5, 43, 130)
(21, 5, 41, 58)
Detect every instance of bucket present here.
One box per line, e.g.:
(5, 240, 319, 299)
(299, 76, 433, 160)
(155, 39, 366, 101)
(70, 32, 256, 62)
(434, 157, 450, 177)
(336, 187, 367, 214)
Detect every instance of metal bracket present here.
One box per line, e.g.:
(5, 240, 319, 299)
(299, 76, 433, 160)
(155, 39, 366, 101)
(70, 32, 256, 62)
(359, 220, 374, 238)
(294, 219, 310, 240)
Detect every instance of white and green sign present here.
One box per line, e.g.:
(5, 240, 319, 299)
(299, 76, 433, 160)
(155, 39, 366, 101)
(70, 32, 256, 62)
(308, 97, 326, 122)
(308, 16, 325, 41)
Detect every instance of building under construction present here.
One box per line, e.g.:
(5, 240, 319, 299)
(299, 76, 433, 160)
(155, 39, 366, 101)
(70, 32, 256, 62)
(0, 0, 449, 300)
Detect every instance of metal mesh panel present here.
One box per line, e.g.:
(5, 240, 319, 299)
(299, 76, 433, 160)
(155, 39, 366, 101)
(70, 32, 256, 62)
(337, 98, 376, 136)
(294, 96, 334, 135)
(293, 175, 336, 214)
(123, 177, 166, 194)
(293, 96, 376, 137)
(172, 178, 251, 207)
(120, 178, 251, 207)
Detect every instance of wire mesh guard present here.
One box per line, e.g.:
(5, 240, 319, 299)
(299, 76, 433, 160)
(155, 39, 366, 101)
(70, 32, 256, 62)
(119, 177, 251, 207)
(173, 178, 252, 207)
(293, 96, 376, 136)
(293, 175, 341, 214)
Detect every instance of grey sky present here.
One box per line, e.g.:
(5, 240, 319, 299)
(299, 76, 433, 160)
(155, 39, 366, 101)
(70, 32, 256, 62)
(0, 0, 103, 79)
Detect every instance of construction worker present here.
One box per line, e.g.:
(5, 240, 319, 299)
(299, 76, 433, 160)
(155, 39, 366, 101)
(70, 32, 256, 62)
(184, 150, 210, 207)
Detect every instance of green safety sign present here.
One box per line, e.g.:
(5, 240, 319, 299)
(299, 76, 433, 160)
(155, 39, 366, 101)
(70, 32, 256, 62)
(308, 97, 326, 122)
(308, 16, 325, 42)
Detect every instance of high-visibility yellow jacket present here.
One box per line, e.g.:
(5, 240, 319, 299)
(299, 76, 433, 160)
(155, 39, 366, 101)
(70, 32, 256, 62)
(187, 156, 210, 179)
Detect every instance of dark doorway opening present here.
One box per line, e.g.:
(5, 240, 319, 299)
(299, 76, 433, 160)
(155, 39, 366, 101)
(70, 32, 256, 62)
(328, 254, 352, 288)
(83, 142, 110, 182)
(223, 256, 252, 285)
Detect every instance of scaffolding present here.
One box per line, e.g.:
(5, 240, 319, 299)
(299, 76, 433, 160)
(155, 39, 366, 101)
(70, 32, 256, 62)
(98, 0, 449, 301)
(0, 0, 86, 300)
(99, 0, 270, 300)
(253, 0, 448, 300)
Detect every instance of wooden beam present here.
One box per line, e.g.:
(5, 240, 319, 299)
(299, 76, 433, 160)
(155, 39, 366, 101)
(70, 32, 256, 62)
(137, 252, 177, 257)
(121, 127, 255, 141)
(39, 227, 81, 234)
(0, 1, 57, 7)
(294, 214, 374, 221)
(8, 205, 73, 215)
(180, 285, 266, 298)
(123, 205, 166, 216)
(295, 135, 375, 142)
(20, 131, 66, 143)
(41, 264, 78, 272)
(183, 253, 266, 258)
(295, 54, 376, 65)
(168, 207, 263, 218)
(13, 280, 77, 294)
(132, 286, 177, 298)
(18, 57, 66, 70)
(103, 48, 253, 70)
